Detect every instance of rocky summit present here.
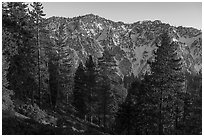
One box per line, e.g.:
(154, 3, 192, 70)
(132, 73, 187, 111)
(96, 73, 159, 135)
(45, 14, 202, 79)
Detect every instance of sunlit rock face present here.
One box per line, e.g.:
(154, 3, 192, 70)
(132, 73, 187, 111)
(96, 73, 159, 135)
(46, 14, 202, 79)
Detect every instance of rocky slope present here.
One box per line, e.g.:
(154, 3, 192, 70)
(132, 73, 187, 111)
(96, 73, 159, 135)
(45, 14, 202, 79)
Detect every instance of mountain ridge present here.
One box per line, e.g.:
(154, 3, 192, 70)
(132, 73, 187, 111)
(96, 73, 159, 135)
(47, 14, 202, 30)
(45, 13, 202, 78)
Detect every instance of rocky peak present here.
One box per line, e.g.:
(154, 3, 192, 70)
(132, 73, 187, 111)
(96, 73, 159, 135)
(45, 14, 202, 78)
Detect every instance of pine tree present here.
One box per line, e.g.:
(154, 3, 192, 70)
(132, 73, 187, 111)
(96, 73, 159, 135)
(29, 2, 46, 107)
(53, 23, 73, 106)
(97, 46, 118, 129)
(114, 76, 157, 135)
(84, 55, 98, 122)
(58, 50, 73, 105)
(114, 79, 141, 134)
(181, 72, 202, 134)
(140, 74, 162, 134)
(48, 50, 59, 109)
(73, 62, 87, 118)
(146, 32, 185, 134)
(3, 2, 37, 102)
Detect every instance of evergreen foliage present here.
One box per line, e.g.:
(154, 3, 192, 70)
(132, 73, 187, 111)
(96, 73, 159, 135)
(72, 62, 87, 118)
(48, 51, 59, 108)
(55, 23, 74, 106)
(2, 3, 202, 135)
(3, 2, 37, 102)
(115, 79, 142, 134)
(147, 33, 185, 134)
(180, 72, 202, 134)
(114, 32, 188, 135)
(97, 47, 118, 128)
(29, 2, 47, 107)
(84, 55, 98, 121)
(2, 56, 14, 114)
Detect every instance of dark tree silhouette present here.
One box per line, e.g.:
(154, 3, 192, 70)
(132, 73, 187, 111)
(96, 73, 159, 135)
(84, 55, 98, 122)
(29, 2, 46, 107)
(73, 62, 87, 118)
(146, 32, 185, 134)
(97, 47, 117, 129)
(3, 2, 37, 103)
(48, 50, 59, 108)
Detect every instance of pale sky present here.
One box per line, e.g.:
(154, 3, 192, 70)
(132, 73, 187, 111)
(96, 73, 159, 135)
(40, 2, 202, 29)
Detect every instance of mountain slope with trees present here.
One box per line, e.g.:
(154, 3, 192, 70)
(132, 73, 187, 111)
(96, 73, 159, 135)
(2, 2, 202, 135)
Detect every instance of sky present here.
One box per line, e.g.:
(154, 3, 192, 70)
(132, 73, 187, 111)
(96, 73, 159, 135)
(40, 2, 202, 29)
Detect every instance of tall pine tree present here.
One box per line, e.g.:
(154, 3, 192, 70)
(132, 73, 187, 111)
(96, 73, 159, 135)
(84, 55, 98, 122)
(146, 32, 185, 134)
(48, 50, 59, 109)
(97, 46, 118, 129)
(114, 79, 143, 134)
(73, 62, 87, 118)
(3, 2, 37, 103)
(52, 23, 73, 107)
(29, 2, 46, 107)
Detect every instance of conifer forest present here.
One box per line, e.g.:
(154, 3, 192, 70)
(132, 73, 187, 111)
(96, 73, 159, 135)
(2, 2, 202, 135)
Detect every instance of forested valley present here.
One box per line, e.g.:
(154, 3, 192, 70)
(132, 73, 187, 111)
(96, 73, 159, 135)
(2, 2, 202, 135)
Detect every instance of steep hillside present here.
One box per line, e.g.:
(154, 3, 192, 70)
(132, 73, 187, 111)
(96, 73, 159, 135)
(3, 110, 108, 135)
(45, 14, 202, 78)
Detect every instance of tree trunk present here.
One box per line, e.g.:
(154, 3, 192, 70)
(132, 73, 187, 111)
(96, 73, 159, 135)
(159, 90, 163, 135)
(91, 116, 93, 123)
(183, 95, 187, 134)
(90, 87, 93, 124)
(31, 88, 34, 105)
(37, 17, 41, 108)
(48, 80, 52, 108)
(175, 106, 178, 135)
(85, 115, 87, 122)
(127, 106, 130, 135)
(103, 89, 106, 130)
(30, 81, 34, 105)
(182, 79, 188, 134)
(66, 93, 69, 105)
